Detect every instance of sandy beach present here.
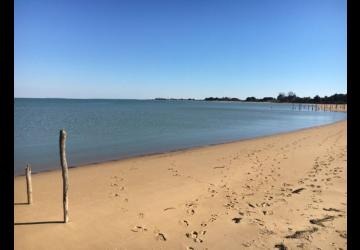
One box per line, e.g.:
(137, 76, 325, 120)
(14, 120, 347, 250)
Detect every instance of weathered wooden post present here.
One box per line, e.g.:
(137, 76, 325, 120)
(60, 129, 69, 223)
(25, 164, 32, 204)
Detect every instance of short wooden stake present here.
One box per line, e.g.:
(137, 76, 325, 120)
(60, 129, 69, 223)
(25, 164, 32, 204)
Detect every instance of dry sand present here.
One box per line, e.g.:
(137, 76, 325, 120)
(14, 120, 347, 250)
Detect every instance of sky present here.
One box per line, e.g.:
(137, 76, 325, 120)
(15, 0, 347, 99)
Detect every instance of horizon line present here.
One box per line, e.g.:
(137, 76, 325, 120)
(14, 92, 347, 101)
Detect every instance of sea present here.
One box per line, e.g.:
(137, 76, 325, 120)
(14, 98, 347, 175)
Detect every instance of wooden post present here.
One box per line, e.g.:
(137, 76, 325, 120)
(60, 129, 69, 223)
(25, 164, 32, 204)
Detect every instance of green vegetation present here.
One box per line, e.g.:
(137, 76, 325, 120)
(275, 92, 347, 104)
(203, 92, 347, 104)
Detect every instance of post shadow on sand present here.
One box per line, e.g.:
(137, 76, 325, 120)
(14, 220, 65, 226)
(14, 202, 29, 205)
(14, 201, 66, 225)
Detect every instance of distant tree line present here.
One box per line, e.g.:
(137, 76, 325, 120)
(276, 92, 347, 104)
(204, 92, 347, 104)
(155, 98, 196, 101)
(245, 96, 276, 102)
(204, 97, 241, 101)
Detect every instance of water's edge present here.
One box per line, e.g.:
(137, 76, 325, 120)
(15, 119, 347, 177)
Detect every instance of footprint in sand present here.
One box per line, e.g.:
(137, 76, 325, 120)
(274, 243, 288, 250)
(154, 231, 167, 241)
(179, 220, 189, 227)
(335, 230, 347, 239)
(232, 217, 242, 223)
(186, 209, 195, 215)
(185, 231, 205, 243)
(208, 214, 218, 222)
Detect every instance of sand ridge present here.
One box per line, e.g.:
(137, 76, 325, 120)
(14, 120, 347, 250)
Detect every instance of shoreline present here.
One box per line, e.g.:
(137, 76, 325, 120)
(15, 118, 347, 178)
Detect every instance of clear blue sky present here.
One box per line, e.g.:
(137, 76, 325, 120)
(15, 0, 347, 99)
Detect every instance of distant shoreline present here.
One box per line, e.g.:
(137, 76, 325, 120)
(14, 97, 348, 106)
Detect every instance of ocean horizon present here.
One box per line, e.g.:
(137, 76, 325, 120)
(14, 98, 346, 175)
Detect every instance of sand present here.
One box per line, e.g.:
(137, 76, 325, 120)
(14, 120, 347, 250)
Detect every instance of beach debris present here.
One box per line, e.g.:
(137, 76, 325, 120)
(323, 207, 342, 212)
(163, 207, 176, 211)
(292, 188, 305, 194)
(285, 227, 318, 239)
(131, 225, 147, 232)
(242, 242, 251, 247)
(275, 243, 288, 250)
(309, 215, 336, 227)
(232, 217, 242, 223)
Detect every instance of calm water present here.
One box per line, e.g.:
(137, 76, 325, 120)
(14, 98, 346, 175)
